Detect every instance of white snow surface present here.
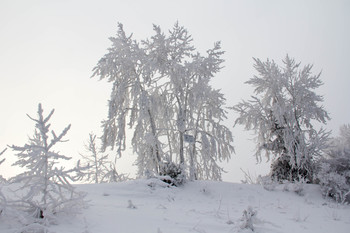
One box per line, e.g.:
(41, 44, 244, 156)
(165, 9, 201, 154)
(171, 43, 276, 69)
(1, 178, 350, 233)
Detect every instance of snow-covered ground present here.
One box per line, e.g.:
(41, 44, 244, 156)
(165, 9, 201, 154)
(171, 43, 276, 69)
(1, 179, 350, 233)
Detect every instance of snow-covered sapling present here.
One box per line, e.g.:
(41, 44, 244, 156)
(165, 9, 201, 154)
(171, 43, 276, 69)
(79, 132, 128, 183)
(79, 133, 110, 183)
(240, 206, 257, 231)
(9, 103, 87, 227)
(232, 55, 330, 182)
(102, 161, 129, 183)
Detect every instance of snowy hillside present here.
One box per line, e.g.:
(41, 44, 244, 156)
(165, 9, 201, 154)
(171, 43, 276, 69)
(1, 179, 350, 233)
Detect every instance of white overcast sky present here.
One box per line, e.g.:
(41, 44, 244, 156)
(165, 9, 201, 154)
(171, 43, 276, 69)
(1, 0, 349, 182)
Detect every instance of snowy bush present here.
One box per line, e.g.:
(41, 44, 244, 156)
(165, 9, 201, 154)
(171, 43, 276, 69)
(270, 155, 313, 183)
(317, 157, 350, 203)
(257, 175, 277, 191)
(317, 124, 350, 204)
(282, 179, 306, 196)
(8, 104, 87, 230)
(159, 162, 185, 186)
(240, 168, 259, 184)
(240, 206, 257, 231)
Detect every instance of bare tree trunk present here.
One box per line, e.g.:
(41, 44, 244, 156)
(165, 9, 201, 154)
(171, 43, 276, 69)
(189, 145, 196, 180)
(179, 131, 185, 165)
(189, 110, 201, 180)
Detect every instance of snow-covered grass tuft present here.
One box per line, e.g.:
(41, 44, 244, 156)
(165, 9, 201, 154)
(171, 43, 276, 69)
(127, 200, 137, 209)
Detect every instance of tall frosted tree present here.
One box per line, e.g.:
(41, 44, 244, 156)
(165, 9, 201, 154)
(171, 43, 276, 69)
(9, 104, 86, 229)
(92, 22, 234, 181)
(144, 23, 234, 180)
(232, 55, 330, 182)
(92, 23, 164, 175)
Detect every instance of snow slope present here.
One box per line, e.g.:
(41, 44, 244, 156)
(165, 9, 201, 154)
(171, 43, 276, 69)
(1, 179, 350, 232)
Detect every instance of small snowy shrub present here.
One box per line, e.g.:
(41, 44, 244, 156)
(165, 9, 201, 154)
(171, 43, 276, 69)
(283, 179, 306, 196)
(317, 124, 350, 204)
(317, 157, 350, 203)
(240, 168, 258, 184)
(240, 206, 257, 231)
(159, 162, 184, 186)
(270, 155, 313, 183)
(257, 175, 277, 191)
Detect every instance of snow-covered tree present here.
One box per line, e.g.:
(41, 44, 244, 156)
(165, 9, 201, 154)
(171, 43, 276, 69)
(92, 23, 164, 176)
(145, 23, 234, 180)
(80, 133, 110, 183)
(92, 22, 234, 181)
(9, 104, 86, 228)
(232, 55, 330, 182)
